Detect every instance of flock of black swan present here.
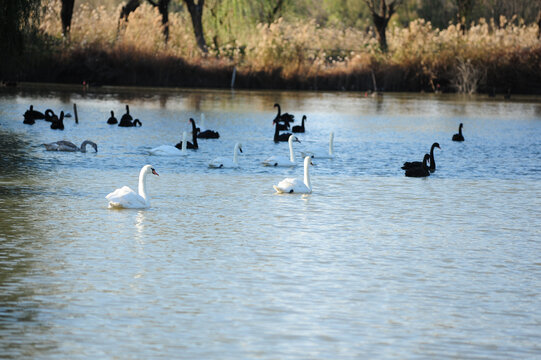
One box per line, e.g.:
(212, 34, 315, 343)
(22, 102, 465, 180)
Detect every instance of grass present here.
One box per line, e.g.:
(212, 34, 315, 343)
(9, 0, 541, 94)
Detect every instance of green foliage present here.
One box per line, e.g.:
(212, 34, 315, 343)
(0, 0, 41, 57)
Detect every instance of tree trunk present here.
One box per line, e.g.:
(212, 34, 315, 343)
(157, 0, 171, 43)
(372, 11, 390, 52)
(364, 0, 399, 53)
(537, 9, 541, 39)
(61, 0, 75, 37)
(120, 0, 141, 21)
(183, 0, 208, 53)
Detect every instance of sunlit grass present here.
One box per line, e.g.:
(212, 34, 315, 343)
(35, 0, 541, 92)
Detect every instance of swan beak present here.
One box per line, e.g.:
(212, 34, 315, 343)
(152, 169, 159, 176)
(295, 138, 301, 143)
(239, 147, 243, 153)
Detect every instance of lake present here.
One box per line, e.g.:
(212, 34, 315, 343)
(0, 84, 540, 359)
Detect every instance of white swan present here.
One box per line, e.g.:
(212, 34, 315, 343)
(301, 132, 334, 159)
(43, 140, 97, 152)
(106, 165, 159, 209)
(273, 156, 314, 194)
(209, 142, 243, 168)
(262, 135, 300, 167)
(149, 132, 188, 156)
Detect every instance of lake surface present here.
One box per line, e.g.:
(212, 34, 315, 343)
(0, 84, 540, 359)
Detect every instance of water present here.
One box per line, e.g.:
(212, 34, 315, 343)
(0, 85, 540, 359)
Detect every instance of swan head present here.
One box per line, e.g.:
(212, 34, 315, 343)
(236, 142, 243, 153)
(110, 110, 114, 116)
(459, 123, 463, 129)
(189, 118, 195, 125)
(288, 135, 300, 143)
(125, 104, 130, 113)
(274, 103, 279, 108)
(142, 165, 159, 177)
(423, 154, 430, 166)
(432, 142, 441, 150)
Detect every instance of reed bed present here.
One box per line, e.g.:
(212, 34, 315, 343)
(20, 0, 541, 93)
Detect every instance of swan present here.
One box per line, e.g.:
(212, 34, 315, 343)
(44, 109, 58, 122)
(176, 118, 198, 149)
(107, 111, 118, 124)
(43, 140, 98, 152)
(274, 103, 295, 124)
(50, 111, 65, 130)
(292, 115, 307, 133)
(402, 142, 440, 172)
(273, 156, 314, 194)
(263, 135, 300, 166)
(23, 105, 45, 124)
(106, 165, 159, 209)
(301, 132, 334, 159)
(404, 154, 430, 177)
(209, 142, 243, 168)
(149, 132, 188, 156)
(118, 105, 142, 127)
(197, 113, 220, 139)
(273, 119, 293, 142)
(452, 123, 464, 141)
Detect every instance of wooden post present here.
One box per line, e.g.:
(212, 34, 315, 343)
(231, 66, 237, 89)
(73, 103, 79, 124)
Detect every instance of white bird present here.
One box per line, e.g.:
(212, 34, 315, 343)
(301, 131, 334, 159)
(43, 140, 97, 152)
(273, 156, 314, 194)
(106, 165, 159, 209)
(149, 131, 188, 156)
(262, 135, 300, 167)
(209, 142, 243, 168)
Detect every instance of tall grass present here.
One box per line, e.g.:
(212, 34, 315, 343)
(24, 0, 541, 93)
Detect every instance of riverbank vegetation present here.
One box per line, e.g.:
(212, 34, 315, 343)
(2, 0, 541, 94)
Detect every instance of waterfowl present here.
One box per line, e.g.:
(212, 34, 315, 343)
(273, 103, 295, 125)
(118, 105, 141, 127)
(452, 123, 464, 141)
(209, 142, 243, 168)
(43, 140, 98, 152)
(404, 154, 430, 177)
(23, 105, 45, 124)
(273, 156, 314, 194)
(402, 142, 440, 172)
(107, 111, 118, 124)
(175, 118, 198, 150)
(197, 114, 220, 139)
(263, 135, 300, 167)
(50, 111, 65, 130)
(149, 132, 188, 156)
(301, 132, 334, 159)
(106, 165, 159, 209)
(273, 119, 293, 142)
(292, 115, 307, 133)
(44, 109, 58, 122)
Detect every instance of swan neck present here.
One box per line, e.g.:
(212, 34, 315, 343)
(304, 159, 311, 190)
(138, 168, 149, 204)
(80, 141, 88, 153)
(276, 104, 281, 116)
(429, 146, 436, 169)
(289, 137, 295, 163)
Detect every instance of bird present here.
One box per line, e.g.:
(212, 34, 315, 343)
(107, 111, 118, 124)
(301, 132, 334, 159)
(175, 118, 199, 150)
(402, 142, 440, 172)
(263, 135, 300, 167)
(50, 111, 65, 130)
(197, 114, 220, 139)
(23, 105, 45, 124)
(273, 119, 293, 142)
(273, 103, 295, 125)
(452, 123, 464, 141)
(404, 154, 430, 177)
(106, 165, 159, 209)
(149, 132, 188, 156)
(292, 115, 307, 133)
(43, 140, 98, 152)
(44, 109, 58, 122)
(209, 142, 243, 168)
(273, 156, 314, 194)
(118, 105, 142, 127)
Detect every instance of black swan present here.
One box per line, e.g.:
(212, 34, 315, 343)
(197, 114, 220, 139)
(402, 142, 440, 172)
(273, 103, 295, 125)
(44, 109, 58, 122)
(292, 115, 307, 133)
(175, 118, 199, 150)
(273, 119, 293, 142)
(452, 123, 464, 141)
(43, 140, 97, 152)
(405, 154, 430, 177)
(119, 105, 141, 127)
(50, 111, 65, 130)
(23, 105, 45, 124)
(107, 111, 118, 124)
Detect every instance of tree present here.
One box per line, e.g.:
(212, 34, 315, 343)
(364, 0, 403, 52)
(61, 0, 75, 37)
(0, 0, 40, 62)
(183, 0, 208, 53)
